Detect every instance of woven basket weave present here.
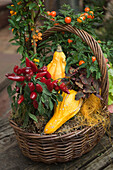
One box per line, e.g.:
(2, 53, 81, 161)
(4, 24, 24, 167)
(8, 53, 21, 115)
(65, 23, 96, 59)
(10, 25, 109, 164)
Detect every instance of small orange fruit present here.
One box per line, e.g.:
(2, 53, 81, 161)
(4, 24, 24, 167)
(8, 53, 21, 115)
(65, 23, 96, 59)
(79, 60, 85, 66)
(51, 18, 55, 21)
(92, 56, 96, 63)
(84, 7, 90, 12)
(68, 39, 73, 43)
(65, 17, 71, 24)
(54, 23, 59, 26)
(97, 40, 101, 43)
(47, 11, 51, 16)
(77, 17, 83, 23)
(51, 11, 56, 17)
(89, 11, 94, 15)
(84, 13, 89, 17)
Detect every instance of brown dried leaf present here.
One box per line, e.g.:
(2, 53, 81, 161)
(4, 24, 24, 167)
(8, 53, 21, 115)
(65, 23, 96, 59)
(75, 91, 85, 100)
(92, 79, 99, 93)
(75, 81, 83, 89)
(79, 74, 92, 85)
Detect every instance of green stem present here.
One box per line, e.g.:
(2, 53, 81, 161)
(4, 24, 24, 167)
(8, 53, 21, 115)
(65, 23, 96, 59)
(31, 10, 37, 55)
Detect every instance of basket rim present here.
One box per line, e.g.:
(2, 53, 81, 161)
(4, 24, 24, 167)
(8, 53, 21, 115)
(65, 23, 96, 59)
(9, 118, 105, 139)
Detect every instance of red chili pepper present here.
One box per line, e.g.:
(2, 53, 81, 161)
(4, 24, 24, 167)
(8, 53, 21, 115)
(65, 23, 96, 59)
(54, 86, 60, 91)
(46, 81, 53, 92)
(18, 95, 24, 104)
(59, 83, 70, 94)
(5, 73, 15, 77)
(17, 68, 22, 75)
(26, 74, 31, 81)
(25, 67, 32, 74)
(30, 92, 37, 100)
(35, 71, 47, 79)
(22, 67, 26, 75)
(45, 79, 51, 86)
(40, 77, 46, 83)
(36, 84, 43, 93)
(28, 82, 35, 92)
(52, 80, 58, 88)
(38, 66, 47, 72)
(26, 57, 31, 67)
(45, 71, 51, 79)
(29, 60, 38, 72)
(13, 65, 19, 73)
(29, 70, 34, 76)
(33, 100, 38, 109)
(7, 76, 25, 82)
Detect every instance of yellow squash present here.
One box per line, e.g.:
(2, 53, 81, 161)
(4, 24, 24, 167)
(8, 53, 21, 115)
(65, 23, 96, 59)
(44, 90, 83, 134)
(47, 45, 66, 80)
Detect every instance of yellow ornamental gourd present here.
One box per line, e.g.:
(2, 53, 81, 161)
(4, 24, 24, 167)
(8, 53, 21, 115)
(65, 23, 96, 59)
(47, 45, 66, 80)
(44, 90, 83, 134)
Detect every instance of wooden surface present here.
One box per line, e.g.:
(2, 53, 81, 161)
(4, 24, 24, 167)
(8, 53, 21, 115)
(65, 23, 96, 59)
(0, 115, 113, 170)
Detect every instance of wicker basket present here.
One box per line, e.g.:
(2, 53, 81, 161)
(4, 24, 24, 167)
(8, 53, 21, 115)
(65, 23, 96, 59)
(10, 25, 109, 164)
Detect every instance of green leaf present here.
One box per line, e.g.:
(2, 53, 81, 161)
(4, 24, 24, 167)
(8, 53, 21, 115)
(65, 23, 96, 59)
(8, 19, 15, 27)
(57, 94, 63, 102)
(16, 16, 21, 21)
(28, 3, 37, 10)
(23, 112, 29, 127)
(28, 113, 38, 122)
(49, 98, 53, 111)
(17, 46, 24, 54)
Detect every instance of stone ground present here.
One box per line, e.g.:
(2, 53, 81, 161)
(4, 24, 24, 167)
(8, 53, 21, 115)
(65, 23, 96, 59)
(0, 26, 113, 170)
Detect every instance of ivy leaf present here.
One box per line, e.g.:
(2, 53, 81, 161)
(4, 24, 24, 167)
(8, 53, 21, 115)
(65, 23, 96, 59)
(28, 113, 38, 123)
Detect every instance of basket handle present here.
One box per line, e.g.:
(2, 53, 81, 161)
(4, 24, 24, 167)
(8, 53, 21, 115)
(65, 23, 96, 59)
(40, 25, 109, 105)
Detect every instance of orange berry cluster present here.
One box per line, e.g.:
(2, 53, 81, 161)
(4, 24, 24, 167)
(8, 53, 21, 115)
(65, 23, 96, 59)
(77, 7, 94, 23)
(47, 11, 56, 17)
(32, 29, 42, 42)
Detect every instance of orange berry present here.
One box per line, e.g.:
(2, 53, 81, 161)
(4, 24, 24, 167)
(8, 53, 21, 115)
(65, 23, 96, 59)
(38, 32, 42, 37)
(68, 39, 73, 43)
(65, 17, 71, 24)
(31, 28, 34, 31)
(62, 32, 65, 34)
(84, 13, 89, 17)
(81, 16, 86, 20)
(79, 60, 85, 66)
(51, 11, 56, 17)
(32, 42, 37, 47)
(51, 18, 55, 21)
(89, 11, 94, 15)
(12, 28, 14, 32)
(97, 40, 101, 43)
(47, 11, 51, 16)
(54, 23, 59, 26)
(92, 56, 96, 63)
(35, 30, 39, 33)
(25, 37, 29, 42)
(17, 1, 21, 5)
(84, 7, 90, 12)
(77, 17, 83, 23)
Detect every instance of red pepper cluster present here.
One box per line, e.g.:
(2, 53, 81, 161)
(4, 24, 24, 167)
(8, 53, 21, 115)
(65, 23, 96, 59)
(6, 58, 70, 108)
